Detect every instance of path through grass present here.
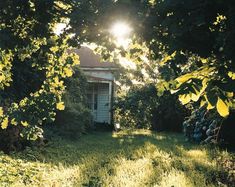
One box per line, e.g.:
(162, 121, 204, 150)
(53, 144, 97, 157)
(0, 130, 234, 186)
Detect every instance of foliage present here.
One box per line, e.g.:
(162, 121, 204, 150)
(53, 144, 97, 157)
(114, 84, 158, 129)
(182, 107, 222, 143)
(114, 84, 188, 131)
(62, 1, 235, 147)
(0, 0, 81, 151)
(0, 130, 234, 186)
(78, 0, 235, 117)
(1, 0, 234, 153)
(125, 0, 235, 117)
(0, 0, 128, 149)
(182, 106, 235, 146)
(52, 68, 93, 139)
(219, 111, 235, 147)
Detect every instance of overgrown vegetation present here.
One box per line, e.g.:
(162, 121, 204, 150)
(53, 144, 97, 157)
(0, 0, 82, 152)
(0, 130, 234, 186)
(1, 0, 235, 151)
(114, 84, 188, 131)
(111, 0, 235, 117)
(51, 67, 93, 139)
(103, 0, 235, 145)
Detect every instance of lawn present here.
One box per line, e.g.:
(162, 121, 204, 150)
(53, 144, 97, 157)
(0, 130, 234, 187)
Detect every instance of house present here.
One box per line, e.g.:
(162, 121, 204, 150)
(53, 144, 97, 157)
(75, 47, 118, 125)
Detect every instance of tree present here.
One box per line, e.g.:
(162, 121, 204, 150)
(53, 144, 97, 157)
(95, 0, 235, 117)
(0, 0, 81, 151)
(137, 0, 235, 117)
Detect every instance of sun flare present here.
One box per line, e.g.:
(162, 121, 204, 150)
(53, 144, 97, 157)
(110, 22, 132, 48)
(110, 22, 132, 38)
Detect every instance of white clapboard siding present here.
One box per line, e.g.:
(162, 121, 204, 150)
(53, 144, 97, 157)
(97, 83, 110, 123)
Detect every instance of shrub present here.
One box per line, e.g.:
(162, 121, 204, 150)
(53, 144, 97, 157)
(219, 110, 235, 148)
(182, 107, 221, 143)
(51, 68, 93, 139)
(182, 107, 235, 146)
(114, 84, 188, 131)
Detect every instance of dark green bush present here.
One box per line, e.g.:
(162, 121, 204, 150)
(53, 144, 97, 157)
(182, 107, 235, 146)
(0, 126, 24, 153)
(218, 110, 235, 148)
(114, 84, 188, 131)
(51, 68, 93, 139)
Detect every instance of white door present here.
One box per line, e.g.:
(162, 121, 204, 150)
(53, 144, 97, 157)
(97, 83, 110, 123)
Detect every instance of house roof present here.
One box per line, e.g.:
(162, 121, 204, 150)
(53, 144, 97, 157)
(70, 46, 118, 68)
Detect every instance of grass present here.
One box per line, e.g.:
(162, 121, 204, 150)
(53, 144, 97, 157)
(0, 129, 234, 187)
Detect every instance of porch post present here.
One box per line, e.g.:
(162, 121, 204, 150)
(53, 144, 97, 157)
(108, 81, 112, 124)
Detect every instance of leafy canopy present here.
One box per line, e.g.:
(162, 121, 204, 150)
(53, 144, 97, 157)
(0, 0, 83, 139)
(90, 0, 235, 117)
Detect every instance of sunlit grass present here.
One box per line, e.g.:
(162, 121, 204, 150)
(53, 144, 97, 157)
(0, 130, 234, 186)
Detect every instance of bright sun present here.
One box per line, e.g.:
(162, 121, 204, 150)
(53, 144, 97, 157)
(110, 22, 132, 48)
(110, 22, 132, 38)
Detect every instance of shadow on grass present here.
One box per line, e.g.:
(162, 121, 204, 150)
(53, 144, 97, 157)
(7, 130, 233, 186)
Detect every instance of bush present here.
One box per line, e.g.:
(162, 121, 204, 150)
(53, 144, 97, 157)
(182, 107, 221, 143)
(182, 107, 235, 147)
(51, 68, 93, 139)
(114, 84, 188, 131)
(114, 85, 157, 129)
(220, 110, 235, 148)
(0, 126, 23, 153)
